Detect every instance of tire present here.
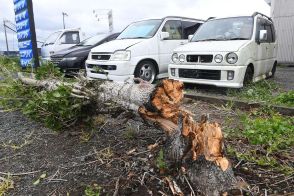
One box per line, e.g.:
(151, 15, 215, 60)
(243, 66, 253, 86)
(270, 62, 277, 78)
(134, 60, 157, 83)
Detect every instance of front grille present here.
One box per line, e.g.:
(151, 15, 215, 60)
(87, 64, 116, 72)
(186, 55, 213, 63)
(179, 69, 221, 80)
(92, 54, 111, 60)
(50, 57, 63, 65)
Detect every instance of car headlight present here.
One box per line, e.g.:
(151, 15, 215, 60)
(110, 50, 131, 61)
(226, 52, 238, 64)
(172, 53, 179, 63)
(179, 54, 185, 63)
(214, 54, 223, 63)
(62, 57, 77, 61)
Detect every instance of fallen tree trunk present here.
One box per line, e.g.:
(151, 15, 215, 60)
(17, 73, 236, 195)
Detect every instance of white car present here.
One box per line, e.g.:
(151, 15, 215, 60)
(86, 16, 204, 83)
(169, 12, 277, 88)
(41, 28, 84, 60)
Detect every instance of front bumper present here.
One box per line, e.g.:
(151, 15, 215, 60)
(85, 59, 136, 82)
(168, 64, 247, 88)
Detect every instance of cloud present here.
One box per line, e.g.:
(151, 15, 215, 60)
(0, 0, 270, 51)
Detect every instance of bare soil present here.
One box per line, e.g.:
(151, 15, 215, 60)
(0, 99, 293, 195)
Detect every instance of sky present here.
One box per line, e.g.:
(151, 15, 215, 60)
(0, 0, 270, 51)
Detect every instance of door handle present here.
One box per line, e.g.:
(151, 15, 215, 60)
(180, 42, 185, 45)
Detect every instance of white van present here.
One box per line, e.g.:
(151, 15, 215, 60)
(41, 28, 83, 60)
(169, 12, 277, 88)
(86, 16, 203, 83)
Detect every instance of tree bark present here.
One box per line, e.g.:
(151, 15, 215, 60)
(17, 73, 236, 195)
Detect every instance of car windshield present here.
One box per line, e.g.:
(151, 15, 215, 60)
(117, 19, 162, 39)
(44, 31, 61, 45)
(77, 34, 108, 46)
(191, 17, 254, 42)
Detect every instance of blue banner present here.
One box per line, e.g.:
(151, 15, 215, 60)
(13, 0, 38, 67)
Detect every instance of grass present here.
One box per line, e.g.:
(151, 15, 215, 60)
(0, 175, 14, 196)
(226, 108, 294, 175)
(84, 184, 101, 196)
(227, 80, 294, 107)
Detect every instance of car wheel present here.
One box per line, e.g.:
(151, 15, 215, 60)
(134, 60, 157, 83)
(270, 62, 277, 78)
(243, 66, 253, 86)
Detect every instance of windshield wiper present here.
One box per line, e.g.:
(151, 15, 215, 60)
(44, 42, 54, 46)
(119, 36, 149, 39)
(225, 38, 248, 40)
(194, 38, 225, 42)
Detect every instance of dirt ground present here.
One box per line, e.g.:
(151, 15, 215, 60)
(0, 99, 293, 195)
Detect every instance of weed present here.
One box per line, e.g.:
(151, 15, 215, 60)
(34, 61, 63, 80)
(228, 80, 279, 103)
(79, 131, 92, 143)
(84, 184, 101, 196)
(275, 91, 294, 107)
(156, 149, 167, 173)
(0, 175, 14, 195)
(242, 114, 294, 154)
(123, 124, 137, 140)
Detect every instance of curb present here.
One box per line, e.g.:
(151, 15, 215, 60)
(185, 93, 294, 116)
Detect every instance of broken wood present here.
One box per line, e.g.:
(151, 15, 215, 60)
(17, 73, 236, 195)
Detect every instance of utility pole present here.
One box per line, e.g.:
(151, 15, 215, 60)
(62, 12, 68, 29)
(3, 20, 9, 52)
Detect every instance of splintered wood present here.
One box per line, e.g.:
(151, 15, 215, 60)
(139, 79, 229, 171)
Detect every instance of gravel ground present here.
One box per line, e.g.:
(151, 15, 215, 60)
(0, 99, 293, 195)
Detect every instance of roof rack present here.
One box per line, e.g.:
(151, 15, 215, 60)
(252, 12, 272, 21)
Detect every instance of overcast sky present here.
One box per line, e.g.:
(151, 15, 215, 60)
(0, 0, 270, 51)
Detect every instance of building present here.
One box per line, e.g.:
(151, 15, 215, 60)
(266, 0, 294, 64)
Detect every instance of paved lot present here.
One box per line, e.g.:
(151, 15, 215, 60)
(274, 66, 294, 91)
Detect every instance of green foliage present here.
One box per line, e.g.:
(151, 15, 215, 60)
(228, 80, 278, 102)
(23, 85, 85, 130)
(34, 61, 63, 80)
(242, 114, 294, 154)
(156, 149, 167, 171)
(84, 184, 101, 196)
(0, 80, 36, 110)
(0, 57, 93, 131)
(275, 91, 294, 107)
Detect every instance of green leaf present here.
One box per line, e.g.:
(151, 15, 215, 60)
(33, 178, 40, 185)
(53, 92, 61, 98)
(40, 173, 46, 179)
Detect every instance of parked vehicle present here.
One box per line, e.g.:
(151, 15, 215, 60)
(41, 28, 85, 60)
(169, 12, 277, 88)
(50, 33, 119, 72)
(86, 16, 204, 83)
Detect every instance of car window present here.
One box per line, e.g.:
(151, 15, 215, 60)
(182, 21, 201, 39)
(59, 31, 80, 44)
(117, 19, 162, 39)
(265, 23, 273, 42)
(256, 18, 267, 42)
(270, 23, 276, 42)
(192, 17, 253, 41)
(44, 31, 61, 45)
(162, 20, 182, 40)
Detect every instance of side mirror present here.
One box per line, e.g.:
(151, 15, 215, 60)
(259, 30, 268, 42)
(160, 32, 170, 40)
(188, 34, 194, 42)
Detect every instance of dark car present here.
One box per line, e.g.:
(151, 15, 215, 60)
(50, 33, 119, 72)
